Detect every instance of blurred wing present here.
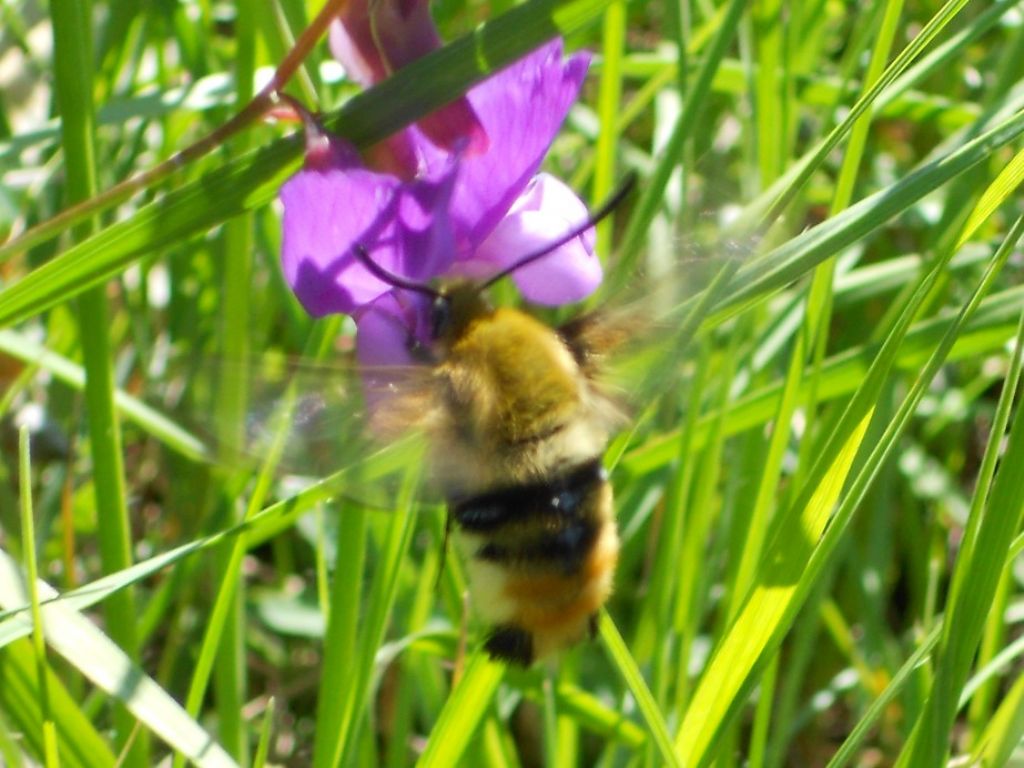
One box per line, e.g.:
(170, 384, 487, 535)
(560, 280, 699, 402)
(555, 257, 733, 478)
(148, 353, 443, 509)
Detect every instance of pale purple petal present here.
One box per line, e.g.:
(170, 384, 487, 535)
(281, 143, 458, 316)
(472, 174, 601, 305)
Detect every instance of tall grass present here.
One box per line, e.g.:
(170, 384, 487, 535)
(2, 0, 1024, 765)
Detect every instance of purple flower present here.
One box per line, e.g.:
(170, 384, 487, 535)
(280, 36, 599, 362)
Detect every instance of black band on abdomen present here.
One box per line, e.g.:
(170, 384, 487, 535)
(476, 516, 598, 572)
(450, 458, 607, 533)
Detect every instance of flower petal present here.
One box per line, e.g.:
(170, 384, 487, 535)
(355, 292, 426, 369)
(417, 102, 489, 156)
(329, 4, 486, 156)
(355, 291, 434, 422)
(444, 40, 591, 247)
(472, 173, 601, 305)
(328, 7, 388, 86)
(330, 0, 444, 86)
(280, 141, 458, 316)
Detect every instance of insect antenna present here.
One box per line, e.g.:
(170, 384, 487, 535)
(478, 173, 638, 293)
(351, 245, 443, 299)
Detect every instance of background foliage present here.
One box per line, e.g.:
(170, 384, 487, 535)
(2, 0, 1024, 766)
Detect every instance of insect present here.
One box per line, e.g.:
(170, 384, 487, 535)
(349, 182, 637, 665)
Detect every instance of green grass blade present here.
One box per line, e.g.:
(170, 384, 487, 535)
(547, 680, 646, 749)
(599, 611, 682, 768)
(751, 0, 789, 186)
(674, 199, 1012, 760)
(592, 0, 626, 254)
(416, 653, 505, 768)
(758, 0, 971, 225)
(0, 638, 117, 768)
(252, 696, 275, 768)
(50, 2, 143, 763)
(825, 624, 942, 768)
(622, 283, 1024, 478)
(959, 143, 1024, 246)
(336, 473, 422, 767)
(6, 1, 1024, 761)
(897, 222, 1024, 765)
(311, 505, 369, 768)
(675, 409, 871, 764)
(0, 438, 422, 647)
(0, 551, 237, 767)
(206, 2, 259, 759)
(714, 107, 1024, 321)
(17, 428, 58, 768)
(617, 0, 746, 270)
(971, 670, 1024, 768)
(0, 329, 210, 463)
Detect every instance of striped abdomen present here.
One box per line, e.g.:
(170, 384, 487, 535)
(450, 458, 619, 665)
(426, 304, 624, 664)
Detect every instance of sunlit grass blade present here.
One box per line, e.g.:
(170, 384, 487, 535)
(598, 611, 681, 767)
(826, 216, 1024, 766)
(970, 666, 1024, 767)
(544, 679, 646, 749)
(0, 638, 117, 768)
(592, 0, 625, 254)
(959, 143, 1024, 246)
(416, 653, 505, 768)
(675, 409, 871, 764)
(0, 551, 237, 767)
(755, 9, 907, 755)
(676, 204, 1022, 761)
(896, 223, 1024, 765)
